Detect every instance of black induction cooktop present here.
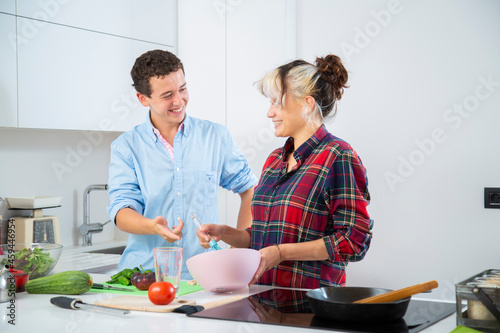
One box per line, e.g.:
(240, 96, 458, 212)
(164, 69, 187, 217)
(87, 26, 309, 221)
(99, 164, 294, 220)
(188, 289, 456, 333)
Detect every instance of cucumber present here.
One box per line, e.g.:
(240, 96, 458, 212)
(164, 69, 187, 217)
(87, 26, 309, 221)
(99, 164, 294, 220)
(25, 270, 93, 295)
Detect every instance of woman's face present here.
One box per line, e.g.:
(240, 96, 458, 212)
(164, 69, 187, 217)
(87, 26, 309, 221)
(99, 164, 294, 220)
(267, 93, 307, 139)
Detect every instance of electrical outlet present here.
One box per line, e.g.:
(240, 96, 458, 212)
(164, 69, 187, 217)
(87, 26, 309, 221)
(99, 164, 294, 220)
(484, 187, 500, 209)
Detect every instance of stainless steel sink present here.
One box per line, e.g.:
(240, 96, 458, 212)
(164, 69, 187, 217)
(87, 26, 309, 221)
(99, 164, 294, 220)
(54, 251, 122, 275)
(86, 246, 126, 255)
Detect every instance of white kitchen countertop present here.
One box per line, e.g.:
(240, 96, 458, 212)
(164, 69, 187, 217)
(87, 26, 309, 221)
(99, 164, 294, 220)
(0, 256, 460, 333)
(0, 274, 459, 333)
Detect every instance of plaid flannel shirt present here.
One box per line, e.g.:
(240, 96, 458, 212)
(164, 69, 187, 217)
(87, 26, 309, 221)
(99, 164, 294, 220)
(250, 125, 373, 289)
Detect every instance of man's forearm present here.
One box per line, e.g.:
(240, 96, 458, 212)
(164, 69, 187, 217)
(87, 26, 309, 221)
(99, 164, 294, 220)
(236, 187, 254, 229)
(115, 207, 155, 235)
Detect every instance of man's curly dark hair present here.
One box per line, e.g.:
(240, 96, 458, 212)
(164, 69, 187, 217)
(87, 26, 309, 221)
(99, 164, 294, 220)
(130, 49, 184, 97)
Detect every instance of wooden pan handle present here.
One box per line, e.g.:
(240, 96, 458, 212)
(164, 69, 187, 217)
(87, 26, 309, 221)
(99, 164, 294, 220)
(354, 280, 438, 304)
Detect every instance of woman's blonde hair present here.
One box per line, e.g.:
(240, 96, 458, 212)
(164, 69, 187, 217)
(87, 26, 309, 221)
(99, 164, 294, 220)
(256, 55, 348, 122)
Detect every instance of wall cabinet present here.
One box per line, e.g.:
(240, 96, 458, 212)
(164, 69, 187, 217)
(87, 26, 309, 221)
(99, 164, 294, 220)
(0, 13, 17, 127)
(17, 18, 171, 131)
(0, 1, 15, 15)
(17, 0, 176, 46)
(2, 0, 177, 132)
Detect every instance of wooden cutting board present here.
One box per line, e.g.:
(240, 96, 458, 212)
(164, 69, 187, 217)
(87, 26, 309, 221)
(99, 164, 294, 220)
(93, 295, 196, 313)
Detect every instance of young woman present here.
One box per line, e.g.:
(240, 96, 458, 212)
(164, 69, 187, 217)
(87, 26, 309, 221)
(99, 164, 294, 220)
(197, 55, 373, 289)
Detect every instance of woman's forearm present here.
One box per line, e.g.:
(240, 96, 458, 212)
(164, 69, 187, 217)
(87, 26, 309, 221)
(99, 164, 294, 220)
(221, 225, 252, 248)
(249, 238, 332, 285)
(279, 239, 330, 261)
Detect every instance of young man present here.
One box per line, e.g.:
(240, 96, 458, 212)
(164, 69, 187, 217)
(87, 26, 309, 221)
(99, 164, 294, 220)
(107, 50, 256, 279)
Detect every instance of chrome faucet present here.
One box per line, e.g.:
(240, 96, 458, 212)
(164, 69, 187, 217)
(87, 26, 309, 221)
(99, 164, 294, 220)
(79, 184, 111, 246)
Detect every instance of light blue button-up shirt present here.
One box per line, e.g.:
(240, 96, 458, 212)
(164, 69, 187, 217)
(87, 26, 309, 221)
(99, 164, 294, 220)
(107, 113, 257, 279)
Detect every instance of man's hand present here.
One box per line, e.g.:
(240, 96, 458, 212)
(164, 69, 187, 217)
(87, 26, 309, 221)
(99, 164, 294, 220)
(153, 216, 184, 243)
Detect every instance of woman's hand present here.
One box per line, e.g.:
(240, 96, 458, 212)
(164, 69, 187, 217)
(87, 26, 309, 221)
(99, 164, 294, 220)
(196, 223, 225, 249)
(153, 216, 184, 243)
(248, 245, 282, 286)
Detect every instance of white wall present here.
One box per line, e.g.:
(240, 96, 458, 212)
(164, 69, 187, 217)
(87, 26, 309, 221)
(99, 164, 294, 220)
(177, 0, 292, 228)
(294, 0, 500, 300)
(0, 128, 127, 246)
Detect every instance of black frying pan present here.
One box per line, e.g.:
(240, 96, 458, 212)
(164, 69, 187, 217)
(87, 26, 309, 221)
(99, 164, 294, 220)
(306, 287, 411, 322)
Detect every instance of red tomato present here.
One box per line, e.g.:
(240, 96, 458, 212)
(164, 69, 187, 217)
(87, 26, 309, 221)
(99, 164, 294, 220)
(148, 281, 176, 305)
(10, 269, 29, 292)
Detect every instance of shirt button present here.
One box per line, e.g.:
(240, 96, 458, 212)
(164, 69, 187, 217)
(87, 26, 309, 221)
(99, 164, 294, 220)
(177, 167, 180, 171)
(265, 210, 269, 215)
(176, 241, 180, 246)
(177, 192, 181, 196)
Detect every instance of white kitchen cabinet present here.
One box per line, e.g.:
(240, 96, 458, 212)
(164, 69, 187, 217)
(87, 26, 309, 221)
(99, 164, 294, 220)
(16, 0, 176, 46)
(0, 0, 15, 14)
(0, 13, 17, 127)
(17, 18, 172, 131)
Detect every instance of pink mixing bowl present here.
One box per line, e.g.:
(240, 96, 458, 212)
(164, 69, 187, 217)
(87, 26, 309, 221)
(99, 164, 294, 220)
(186, 248, 261, 293)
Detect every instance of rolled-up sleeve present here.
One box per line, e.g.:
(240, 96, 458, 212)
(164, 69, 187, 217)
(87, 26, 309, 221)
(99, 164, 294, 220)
(323, 150, 373, 262)
(107, 141, 145, 223)
(219, 128, 258, 193)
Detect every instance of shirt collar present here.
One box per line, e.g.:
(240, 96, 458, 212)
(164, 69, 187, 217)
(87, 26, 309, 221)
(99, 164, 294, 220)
(281, 125, 329, 163)
(146, 111, 191, 141)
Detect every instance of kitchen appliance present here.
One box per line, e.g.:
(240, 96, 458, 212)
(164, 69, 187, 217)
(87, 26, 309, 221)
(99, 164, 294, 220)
(0, 197, 7, 242)
(188, 288, 456, 333)
(9, 209, 61, 244)
(456, 269, 500, 333)
(6, 197, 62, 244)
(0, 266, 14, 303)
